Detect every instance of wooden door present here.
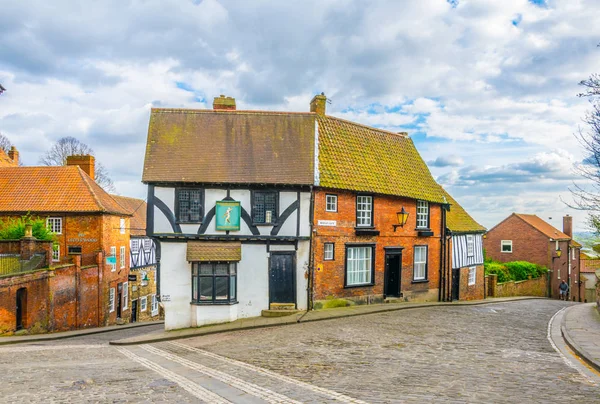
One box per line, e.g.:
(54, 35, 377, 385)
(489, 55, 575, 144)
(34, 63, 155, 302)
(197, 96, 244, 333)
(384, 253, 402, 298)
(269, 252, 295, 306)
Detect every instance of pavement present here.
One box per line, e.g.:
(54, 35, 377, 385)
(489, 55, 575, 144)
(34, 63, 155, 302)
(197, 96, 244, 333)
(561, 302, 600, 372)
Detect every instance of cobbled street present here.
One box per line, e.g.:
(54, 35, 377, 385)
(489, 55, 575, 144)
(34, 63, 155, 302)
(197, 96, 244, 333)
(0, 300, 598, 403)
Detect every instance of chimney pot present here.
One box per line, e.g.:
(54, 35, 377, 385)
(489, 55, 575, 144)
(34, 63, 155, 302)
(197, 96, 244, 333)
(7, 146, 18, 166)
(563, 215, 573, 238)
(66, 155, 95, 180)
(213, 95, 236, 110)
(310, 93, 327, 116)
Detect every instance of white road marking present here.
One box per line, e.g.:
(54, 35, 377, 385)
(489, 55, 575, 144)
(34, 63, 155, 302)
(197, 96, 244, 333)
(140, 344, 302, 404)
(0, 344, 105, 353)
(115, 346, 232, 404)
(547, 307, 598, 385)
(169, 341, 369, 404)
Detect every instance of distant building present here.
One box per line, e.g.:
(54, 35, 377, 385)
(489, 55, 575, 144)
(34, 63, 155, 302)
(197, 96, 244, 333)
(0, 146, 18, 167)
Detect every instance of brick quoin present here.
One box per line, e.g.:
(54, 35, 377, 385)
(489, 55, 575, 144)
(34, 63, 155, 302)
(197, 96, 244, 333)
(312, 189, 443, 303)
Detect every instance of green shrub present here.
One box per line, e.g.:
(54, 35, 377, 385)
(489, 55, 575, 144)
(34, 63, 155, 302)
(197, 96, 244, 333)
(0, 215, 55, 241)
(484, 262, 512, 283)
(322, 298, 352, 309)
(484, 260, 548, 283)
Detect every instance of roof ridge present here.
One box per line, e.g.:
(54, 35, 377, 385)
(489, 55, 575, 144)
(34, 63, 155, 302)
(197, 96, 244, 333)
(151, 108, 316, 116)
(322, 115, 409, 138)
(514, 213, 570, 240)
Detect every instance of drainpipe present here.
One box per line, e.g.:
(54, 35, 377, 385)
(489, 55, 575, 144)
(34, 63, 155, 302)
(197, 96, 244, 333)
(439, 207, 445, 302)
(308, 185, 315, 311)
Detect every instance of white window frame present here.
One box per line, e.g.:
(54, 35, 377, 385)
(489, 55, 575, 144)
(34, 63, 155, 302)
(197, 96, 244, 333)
(120, 246, 126, 269)
(416, 200, 429, 229)
(109, 288, 115, 313)
(555, 240, 559, 251)
(468, 266, 476, 286)
(325, 194, 338, 212)
(140, 296, 148, 312)
(120, 218, 125, 234)
(110, 246, 116, 271)
(572, 248, 575, 260)
(143, 238, 152, 250)
(47, 217, 62, 234)
(52, 243, 60, 262)
(131, 239, 140, 253)
(501, 240, 512, 253)
(346, 246, 373, 286)
(122, 281, 129, 310)
(151, 294, 159, 316)
(324, 243, 334, 260)
(414, 246, 427, 281)
(466, 235, 474, 257)
(356, 195, 373, 227)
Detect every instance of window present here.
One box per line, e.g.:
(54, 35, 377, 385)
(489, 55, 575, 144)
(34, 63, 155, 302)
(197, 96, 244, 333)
(109, 288, 115, 312)
(252, 191, 278, 224)
(123, 282, 129, 310)
(413, 246, 428, 281)
(501, 240, 512, 253)
(555, 240, 559, 251)
(67, 246, 82, 254)
(176, 188, 203, 223)
(52, 243, 60, 262)
(120, 246, 126, 268)
(356, 195, 373, 227)
(326, 194, 338, 212)
(151, 294, 159, 316)
(140, 296, 147, 312)
(416, 201, 429, 229)
(191, 262, 237, 304)
(47, 217, 62, 234)
(346, 246, 374, 286)
(110, 246, 116, 271)
(120, 218, 125, 234)
(466, 235, 474, 257)
(468, 266, 476, 286)
(324, 243, 335, 260)
(143, 238, 152, 251)
(131, 239, 140, 253)
(572, 248, 575, 260)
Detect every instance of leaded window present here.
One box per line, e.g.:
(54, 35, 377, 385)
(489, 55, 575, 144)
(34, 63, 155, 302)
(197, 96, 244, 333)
(346, 246, 373, 286)
(191, 262, 237, 304)
(252, 191, 278, 224)
(416, 200, 429, 229)
(356, 195, 373, 227)
(177, 189, 203, 223)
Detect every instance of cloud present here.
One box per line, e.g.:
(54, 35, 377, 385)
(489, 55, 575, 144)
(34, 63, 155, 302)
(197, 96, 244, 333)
(429, 155, 464, 167)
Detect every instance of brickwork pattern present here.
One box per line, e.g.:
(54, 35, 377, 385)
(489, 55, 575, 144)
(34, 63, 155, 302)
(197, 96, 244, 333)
(495, 276, 548, 298)
(458, 264, 484, 300)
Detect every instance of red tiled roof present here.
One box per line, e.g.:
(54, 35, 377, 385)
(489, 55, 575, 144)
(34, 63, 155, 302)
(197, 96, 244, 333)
(0, 166, 131, 215)
(111, 195, 146, 236)
(0, 149, 17, 167)
(513, 214, 571, 240)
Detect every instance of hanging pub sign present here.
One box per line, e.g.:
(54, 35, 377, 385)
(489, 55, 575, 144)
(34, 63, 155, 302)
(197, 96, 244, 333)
(215, 200, 241, 231)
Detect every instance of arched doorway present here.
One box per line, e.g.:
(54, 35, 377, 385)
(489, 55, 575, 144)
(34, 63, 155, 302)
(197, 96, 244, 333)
(16, 288, 27, 331)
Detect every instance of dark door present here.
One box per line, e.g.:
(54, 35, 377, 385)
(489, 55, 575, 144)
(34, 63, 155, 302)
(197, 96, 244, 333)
(384, 253, 402, 298)
(131, 300, 138, 323)
(117, 283, 123, 318)
(451, 268, 460, 301)
(16, 288, 27, 330)
(269, 252, 295, 306)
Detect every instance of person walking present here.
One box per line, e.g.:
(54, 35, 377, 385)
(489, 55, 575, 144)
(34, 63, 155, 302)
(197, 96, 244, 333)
(559, 280, 569, 301)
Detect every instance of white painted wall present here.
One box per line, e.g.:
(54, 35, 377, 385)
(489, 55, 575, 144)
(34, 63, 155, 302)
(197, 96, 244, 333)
(155, 187, 175, 210)
(299, 192, 312, 237)
(160, 242, 193, 330)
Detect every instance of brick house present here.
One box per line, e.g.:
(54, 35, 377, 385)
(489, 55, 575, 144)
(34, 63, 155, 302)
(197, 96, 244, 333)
(0, 155, 134, 325)
(442, 189, 486, 301)
(483, 214, 581, 300)
(580, 251, 599, 303)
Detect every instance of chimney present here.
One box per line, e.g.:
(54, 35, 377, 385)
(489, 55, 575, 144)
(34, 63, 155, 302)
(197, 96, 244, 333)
(213, 95, 236, 110)
(563, 215, 573, 238)
(7, 146, 18, 166)
(67, 155, 95, 180)
(310, 93, 327, 116)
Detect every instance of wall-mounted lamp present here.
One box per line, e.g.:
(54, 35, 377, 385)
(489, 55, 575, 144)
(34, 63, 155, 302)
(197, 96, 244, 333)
(393, 207, 410, 232)
(553, 249, 562, 260)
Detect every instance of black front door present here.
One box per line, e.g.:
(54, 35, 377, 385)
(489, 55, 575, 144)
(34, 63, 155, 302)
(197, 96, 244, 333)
(16, 288, 26, 330)
(384, 253, 402, 298)
(269, 252, 295, 306)
(131, 300, 138, 323)
(451, 268, 460, 301)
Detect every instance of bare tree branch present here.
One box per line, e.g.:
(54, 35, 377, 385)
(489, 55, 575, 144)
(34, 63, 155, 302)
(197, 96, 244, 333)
(0, 132, 12, 154)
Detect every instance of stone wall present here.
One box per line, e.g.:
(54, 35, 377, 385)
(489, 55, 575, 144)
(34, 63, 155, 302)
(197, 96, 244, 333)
(493, 276, 548, 298)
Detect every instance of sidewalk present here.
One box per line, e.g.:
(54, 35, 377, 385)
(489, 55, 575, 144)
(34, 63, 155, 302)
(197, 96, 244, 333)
(561, 303, 600, 372)
(110, 296, 544, 346)
(0, 320, 163, 346)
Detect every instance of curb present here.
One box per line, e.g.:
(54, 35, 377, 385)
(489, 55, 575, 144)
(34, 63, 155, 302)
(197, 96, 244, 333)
(110, 296, 547, 346)
(560, 306, 600, 373)
(0, 320, 164, 346)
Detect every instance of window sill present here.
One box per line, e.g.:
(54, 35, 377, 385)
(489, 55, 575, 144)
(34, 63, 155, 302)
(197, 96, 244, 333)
(417, 230, 434, 237)
(176, 221, 203, 225)
(501, 251, 513, 253)
(253, 223, 277, 226)
(354, 228, 380, 236)
(151, 310, 159, 316)
(190, 300, 239, 306)
(344, 283, 375, 289)
(411, 279, 429, 284)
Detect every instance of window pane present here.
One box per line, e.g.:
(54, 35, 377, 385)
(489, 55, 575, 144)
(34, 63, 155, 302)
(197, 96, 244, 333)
(356, 196, 372, 227)
(215, 277, 228, 300)
(230, 275, 236, 300)
(229, 263, 237, 275)
(199, 277, 213, 300)
(253, 192, 277, 223)
(189, 190, 202, 222)
(215, 263, 228, 275)
(200, 263, 213, 275)
(346, 246, 372, 285)
(192, 276, 198, 301)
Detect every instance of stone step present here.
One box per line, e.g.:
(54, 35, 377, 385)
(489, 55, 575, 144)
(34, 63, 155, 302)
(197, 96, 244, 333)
(269, 303, 296, 310)
(261, 309, 301, 318)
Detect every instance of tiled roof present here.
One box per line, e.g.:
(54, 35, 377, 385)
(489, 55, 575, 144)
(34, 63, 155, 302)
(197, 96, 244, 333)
(442, 189, 486, 233)
(0, 166, 131, 215)
(316, 115, 446, 203)
(187, 241, 241, 261)
(0, 149, 16, 167)
(143, 109, 315, 185)
(513, 214, 571, 240)
(111, 195, 147, 236)
(570, 240, 582, 248)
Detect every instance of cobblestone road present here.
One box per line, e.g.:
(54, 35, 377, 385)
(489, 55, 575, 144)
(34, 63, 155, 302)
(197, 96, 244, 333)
(0, 300, 598, 403)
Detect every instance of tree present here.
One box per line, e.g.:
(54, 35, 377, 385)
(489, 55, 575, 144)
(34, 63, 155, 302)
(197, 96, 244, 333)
(0, 132, 12, 154)
(39, 136, 116, 193)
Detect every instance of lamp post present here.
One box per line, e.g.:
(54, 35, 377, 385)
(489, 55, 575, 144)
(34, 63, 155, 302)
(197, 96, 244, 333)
(393, 207, 409, 232)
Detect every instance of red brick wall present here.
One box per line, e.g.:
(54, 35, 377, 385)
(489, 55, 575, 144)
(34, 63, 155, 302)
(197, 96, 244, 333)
(494, 276, 547, 297)
(313, 189, 443, 302)
(100, 215, 130, 325)
(0, 270, 50, 334)
(459, 265, 484, 300)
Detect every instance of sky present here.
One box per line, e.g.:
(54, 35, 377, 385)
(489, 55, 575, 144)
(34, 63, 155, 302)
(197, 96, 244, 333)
(1, 0, 599, 233)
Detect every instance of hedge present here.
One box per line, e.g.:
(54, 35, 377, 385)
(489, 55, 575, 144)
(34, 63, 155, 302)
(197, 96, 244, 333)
(484, 260, 547, 283)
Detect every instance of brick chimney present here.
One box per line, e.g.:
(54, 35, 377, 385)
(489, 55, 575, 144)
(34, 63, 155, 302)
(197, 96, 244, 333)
(213, 95, 236, 110)
(563, 215, 573, 238)
(67, 155, 95, 180)
(310, 93, 327, 116)
(7, 146, 18, 165)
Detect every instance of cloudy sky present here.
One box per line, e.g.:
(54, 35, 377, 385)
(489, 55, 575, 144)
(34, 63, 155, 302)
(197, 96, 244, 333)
(1, 0, 599, 232)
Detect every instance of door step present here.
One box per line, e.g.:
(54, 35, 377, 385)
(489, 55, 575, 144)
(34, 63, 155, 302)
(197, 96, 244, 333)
(269, 303, 296, 310)
(384, 297, 404, 304)
(261, 309, 301, 318)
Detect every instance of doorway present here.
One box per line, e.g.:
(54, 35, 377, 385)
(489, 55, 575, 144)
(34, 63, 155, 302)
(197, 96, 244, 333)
(384, 248, 403, 298)
(131, 300, 138, 323)
(16, 288, 27, 331)
(451, 268, 460, 301)
(269, 252, 296, 307)
(117, 282, 123, 318)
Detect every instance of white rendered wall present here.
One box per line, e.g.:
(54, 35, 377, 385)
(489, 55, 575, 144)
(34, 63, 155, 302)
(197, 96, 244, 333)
(160, 242, 193, 330)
